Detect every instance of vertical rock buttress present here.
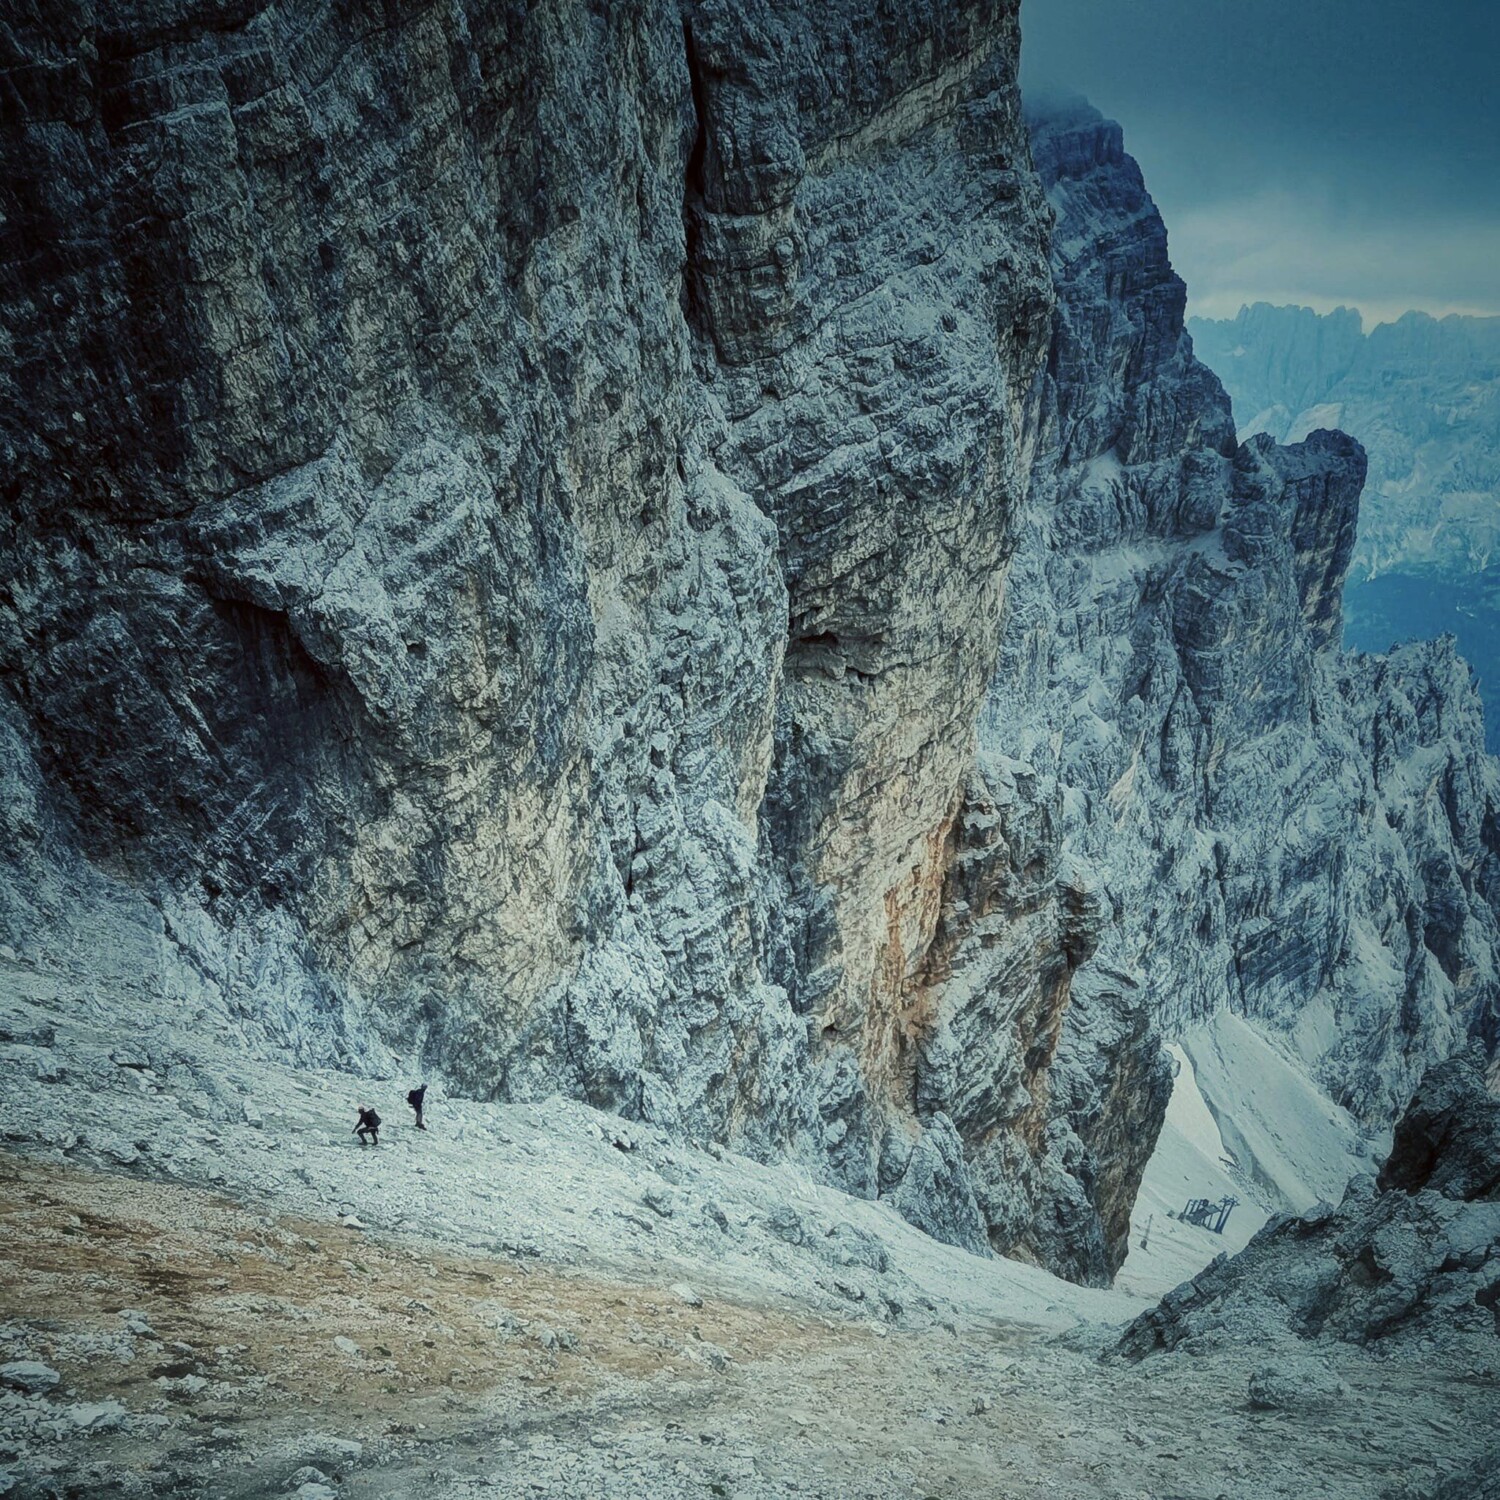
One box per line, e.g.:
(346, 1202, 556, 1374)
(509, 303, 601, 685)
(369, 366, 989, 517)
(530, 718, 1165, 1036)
(0, 1, 1059, 1248)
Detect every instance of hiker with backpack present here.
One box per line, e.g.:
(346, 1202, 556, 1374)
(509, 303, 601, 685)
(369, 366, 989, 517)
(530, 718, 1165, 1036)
(353, 1104, 381, 1145)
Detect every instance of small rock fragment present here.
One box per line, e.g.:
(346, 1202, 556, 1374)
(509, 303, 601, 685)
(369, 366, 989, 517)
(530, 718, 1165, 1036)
(294, 1434, 363, 1465)
(764, 1204, 803, 1245)
(158, 1374, 209, 1400)
(64, 1400, 127, 1433)
(1247, 1361, 1349, 1413)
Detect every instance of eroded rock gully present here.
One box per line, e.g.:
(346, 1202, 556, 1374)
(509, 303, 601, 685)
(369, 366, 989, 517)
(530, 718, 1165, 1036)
(1, 12, 1496, 1287)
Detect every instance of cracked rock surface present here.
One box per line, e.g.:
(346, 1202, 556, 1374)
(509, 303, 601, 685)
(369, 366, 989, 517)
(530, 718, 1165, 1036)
(0, 0, 1052, 1247)
(955, 100, 1500, 1279)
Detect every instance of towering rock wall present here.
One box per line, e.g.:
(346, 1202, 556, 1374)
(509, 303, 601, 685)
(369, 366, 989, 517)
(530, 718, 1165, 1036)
(0, 0, 1054, 1226)
(1, 12, 1495, 1289)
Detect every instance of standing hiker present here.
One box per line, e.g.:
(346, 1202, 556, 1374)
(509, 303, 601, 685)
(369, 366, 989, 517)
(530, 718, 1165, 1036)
(406, 1084, 427, 1131)
(354, 1104, 381, 1146)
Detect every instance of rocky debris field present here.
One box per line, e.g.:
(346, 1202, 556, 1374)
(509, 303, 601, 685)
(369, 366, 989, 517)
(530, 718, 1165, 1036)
(3, 952, 1499, 1499)
(4, 1151, 1497, 1500)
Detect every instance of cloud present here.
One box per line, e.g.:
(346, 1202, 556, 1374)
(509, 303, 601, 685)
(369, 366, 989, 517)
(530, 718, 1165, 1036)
(1165, 190, 1500, 326)
(1021, 0, 1500, 322)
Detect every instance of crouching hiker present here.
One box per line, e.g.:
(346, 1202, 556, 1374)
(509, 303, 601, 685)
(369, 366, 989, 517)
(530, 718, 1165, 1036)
(407, 1084, 427, 1131)
(354, 1105, 381, 1145)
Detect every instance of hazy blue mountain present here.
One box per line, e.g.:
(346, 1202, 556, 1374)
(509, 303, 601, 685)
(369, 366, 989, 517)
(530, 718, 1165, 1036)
(1190, 304, 1500, 748)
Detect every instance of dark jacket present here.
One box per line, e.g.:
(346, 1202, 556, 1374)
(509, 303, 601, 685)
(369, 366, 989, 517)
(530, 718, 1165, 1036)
(356, 1107, 381, 1130)
(407, 1086, 426, 1110)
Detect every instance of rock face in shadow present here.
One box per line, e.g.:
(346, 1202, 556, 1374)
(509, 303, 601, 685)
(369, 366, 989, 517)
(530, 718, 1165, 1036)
(1115, 1050, 1500, 1358)
(1378, 1049, 1500, 1201)
(1, 16, 1496, 1288)
(0, 1, 1055, 1247)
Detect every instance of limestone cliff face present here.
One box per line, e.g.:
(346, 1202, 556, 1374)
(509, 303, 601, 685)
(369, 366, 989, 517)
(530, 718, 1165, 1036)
(2, 14, 1496, 1290)
(682, 0, 1054, 1191)
(0, 1, 1051, 1223)
(955, 101, 1500, 1279)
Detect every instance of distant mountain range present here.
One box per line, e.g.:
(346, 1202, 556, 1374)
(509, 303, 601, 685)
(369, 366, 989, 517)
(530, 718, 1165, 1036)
(1189, 304, 1500, 749)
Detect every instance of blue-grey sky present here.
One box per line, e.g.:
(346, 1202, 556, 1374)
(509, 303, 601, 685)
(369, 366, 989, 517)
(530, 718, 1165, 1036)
(1022, 0, 1500, 326)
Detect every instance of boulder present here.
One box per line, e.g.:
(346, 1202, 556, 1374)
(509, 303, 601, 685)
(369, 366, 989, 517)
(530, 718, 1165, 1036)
(0, 1361, 60, 1395)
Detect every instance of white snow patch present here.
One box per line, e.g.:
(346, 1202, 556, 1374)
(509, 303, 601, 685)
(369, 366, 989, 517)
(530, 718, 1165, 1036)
(1118, 1012, 1380, 1299)
(1183, 1011, 1376, 1216)
(1116, 1043, 1266, 1299)
(1287, 402, 1345, 444)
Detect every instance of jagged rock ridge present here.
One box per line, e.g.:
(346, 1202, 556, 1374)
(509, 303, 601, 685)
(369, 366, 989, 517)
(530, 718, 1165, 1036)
(1188, 302, 1500, 752)
(947, 100, 1500, 1279)
(1188, 303, 1500, 584)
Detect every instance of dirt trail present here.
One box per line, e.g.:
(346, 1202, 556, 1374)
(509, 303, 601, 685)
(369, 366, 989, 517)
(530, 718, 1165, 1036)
(3, 1152, 1495, 1499)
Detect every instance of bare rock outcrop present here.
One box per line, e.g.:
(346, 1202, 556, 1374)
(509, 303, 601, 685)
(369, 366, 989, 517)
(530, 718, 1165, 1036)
(952, 98, 1500, 1280)
(1378, 1049, 1500, 1201)
(0, 0, 1053, 1249)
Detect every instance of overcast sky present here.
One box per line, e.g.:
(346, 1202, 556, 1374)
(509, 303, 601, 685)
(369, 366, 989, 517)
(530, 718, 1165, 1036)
(1021, 0, 1500, 327)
